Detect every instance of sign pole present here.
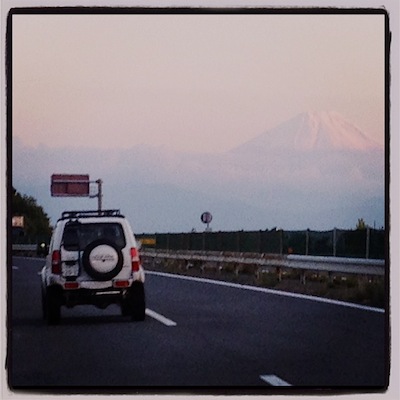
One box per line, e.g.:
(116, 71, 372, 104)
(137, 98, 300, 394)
(96, 179, 103, 212)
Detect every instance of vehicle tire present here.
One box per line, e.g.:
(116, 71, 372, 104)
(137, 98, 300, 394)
(46, 286, 61, 325)
(41, 287, 47, 320)
(82, 239, 123, 281)
(120, 299, 132, 316)
(128, 282, 146, 321)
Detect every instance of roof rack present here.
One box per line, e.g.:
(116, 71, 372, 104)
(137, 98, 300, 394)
(60, 209, 123, 220)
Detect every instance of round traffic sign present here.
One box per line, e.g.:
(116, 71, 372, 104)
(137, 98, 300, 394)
(201, 212, 213, 224)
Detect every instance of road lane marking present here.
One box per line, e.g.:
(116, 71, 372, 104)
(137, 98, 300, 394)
(146, 308, 177, 327)
(12, 266, 18, 270)
(260, 375, 292, 386)
(146, 271, 385, 314)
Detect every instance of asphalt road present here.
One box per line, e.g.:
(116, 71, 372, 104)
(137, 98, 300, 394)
(8, 256, 388, 392)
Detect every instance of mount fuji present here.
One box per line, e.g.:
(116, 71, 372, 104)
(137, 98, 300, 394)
(231, 111, 382, 154)
(12, 111, 385, 232)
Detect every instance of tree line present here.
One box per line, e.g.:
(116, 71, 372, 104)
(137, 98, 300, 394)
(12, 188, 52, 241)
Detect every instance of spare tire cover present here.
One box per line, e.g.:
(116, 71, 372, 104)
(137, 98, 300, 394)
(82, 239, 123, 281)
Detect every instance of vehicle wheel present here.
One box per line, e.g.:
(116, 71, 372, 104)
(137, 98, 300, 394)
(82, 239, 123, 281)
(46, 286, 61, 325)
(120, 299, 132, 317)
(128, 282, 146, 321)
(41, 287, 47, 320)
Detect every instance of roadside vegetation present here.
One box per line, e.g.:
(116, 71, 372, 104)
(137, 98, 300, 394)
(144, 257, 386, 309)
(11, 188, 52, 242)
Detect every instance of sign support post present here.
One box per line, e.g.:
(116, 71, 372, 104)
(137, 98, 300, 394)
(89, 179, 103, 212)
(96, 179, 103, 212)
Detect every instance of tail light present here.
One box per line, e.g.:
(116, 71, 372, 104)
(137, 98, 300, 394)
(64, 282, 79, 290)
(130, 247, 141, 272)
(113, 280, 130, 288)
(51, 250, 62, 274)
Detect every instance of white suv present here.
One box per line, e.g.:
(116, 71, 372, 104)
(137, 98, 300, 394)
(41, 209, 145, 325)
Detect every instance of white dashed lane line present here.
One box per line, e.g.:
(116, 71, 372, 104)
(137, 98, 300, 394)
(260, 374, 292, 386)
(145, 308, 177, 327)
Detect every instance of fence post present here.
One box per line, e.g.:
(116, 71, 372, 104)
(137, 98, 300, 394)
(366, 227, 370, 259)
(276, 267, 282, 282)
(305, 229, 309, 256)
(333, 228, 337, 257)
(300, 270, 306, 285)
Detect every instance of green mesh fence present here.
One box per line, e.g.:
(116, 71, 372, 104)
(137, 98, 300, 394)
(138, 228, 385, 259)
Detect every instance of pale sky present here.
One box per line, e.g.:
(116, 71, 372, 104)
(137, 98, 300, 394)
(12, 11, 385, 153)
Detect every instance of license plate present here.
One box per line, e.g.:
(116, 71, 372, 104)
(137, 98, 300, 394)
(62, 262, 79, 276)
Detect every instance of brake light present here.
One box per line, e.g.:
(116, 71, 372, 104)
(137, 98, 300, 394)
(64, 282, 79, 290)
(51, 250, 62, 274)
(113, 280, 130, 288)
(130, 247, 141, 272)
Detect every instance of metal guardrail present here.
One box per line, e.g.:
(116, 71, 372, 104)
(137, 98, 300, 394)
(12, 244, 42, 257)
(140, 249, 385, 276)
(12, 245, 385, 276)
(12, 244, 37, 251)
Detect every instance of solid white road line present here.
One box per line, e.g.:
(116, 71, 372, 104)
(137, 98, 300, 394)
(146, 271, 385, 314)
(260, 374, 292, 386)
(145, 308, 177, 327)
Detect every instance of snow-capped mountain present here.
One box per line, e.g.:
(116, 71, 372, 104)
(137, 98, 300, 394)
(231, 111, 382, 154)
(12, 111, 385, 231)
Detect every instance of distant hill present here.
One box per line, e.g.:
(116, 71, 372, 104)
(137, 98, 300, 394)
(12, 111, 385, 232)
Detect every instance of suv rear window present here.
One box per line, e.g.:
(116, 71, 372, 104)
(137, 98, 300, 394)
(62, 222, 126, 251)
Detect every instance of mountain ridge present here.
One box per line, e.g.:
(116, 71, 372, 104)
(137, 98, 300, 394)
(12, 110, 385, 231)
(230, 111, 382, 154)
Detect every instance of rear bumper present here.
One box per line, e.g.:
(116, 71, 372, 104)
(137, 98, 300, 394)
(44, 267, 145, 288)
(61, 287, 128, 308)
(41, 267, 145, 308)
(45, 283, 144, 308)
